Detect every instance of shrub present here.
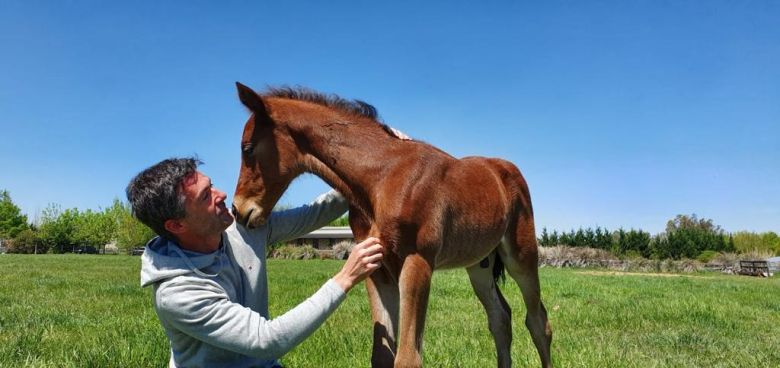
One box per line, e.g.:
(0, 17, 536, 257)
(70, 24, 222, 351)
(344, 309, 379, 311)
(696, 250, 719, 263)
(271, 245, 317, 260)
(332, 241, 354, 260)
(266, 242, 284, 258)
(711, 252, 740, 266)
(538, 245, 617, 266)
(328, 215, 350, 227)
(621, 250, 644, 260)
(7, 229, 47, 254)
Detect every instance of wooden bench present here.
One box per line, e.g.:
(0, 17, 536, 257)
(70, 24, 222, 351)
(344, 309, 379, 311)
(738, 260, 770, 277)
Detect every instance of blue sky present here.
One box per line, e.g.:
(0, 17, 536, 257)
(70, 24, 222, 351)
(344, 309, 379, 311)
(1, 1, 778, 234)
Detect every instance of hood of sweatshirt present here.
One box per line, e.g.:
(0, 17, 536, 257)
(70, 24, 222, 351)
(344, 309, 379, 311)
(140, 235, 224, 287)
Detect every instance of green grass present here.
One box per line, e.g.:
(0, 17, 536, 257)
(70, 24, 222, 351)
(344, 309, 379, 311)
(1, 255, 778, 367)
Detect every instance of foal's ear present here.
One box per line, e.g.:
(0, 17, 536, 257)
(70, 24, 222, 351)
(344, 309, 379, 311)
(236, 82, 268, 116)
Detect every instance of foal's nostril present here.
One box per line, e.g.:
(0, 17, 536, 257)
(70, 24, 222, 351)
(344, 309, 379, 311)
(231, 204, 238, 217)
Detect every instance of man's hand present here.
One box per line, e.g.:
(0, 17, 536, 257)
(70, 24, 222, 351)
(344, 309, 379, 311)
(389, 127, 412, 140)
(333, 237, 384, 292)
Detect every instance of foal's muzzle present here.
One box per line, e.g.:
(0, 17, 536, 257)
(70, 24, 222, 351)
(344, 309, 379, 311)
(232, 197, 267, 228)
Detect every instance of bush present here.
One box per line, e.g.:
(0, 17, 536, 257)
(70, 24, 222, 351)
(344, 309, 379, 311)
(266, 242, 284, 258)
(271, 245, 317, 260)
(621, 250, 644, 260)
(328, 215, 350, 227)
(538, 245, 617, 267)
(332, 241, 354, 260)
(7, 229, 47, 254)
(696, 250, 719, 263)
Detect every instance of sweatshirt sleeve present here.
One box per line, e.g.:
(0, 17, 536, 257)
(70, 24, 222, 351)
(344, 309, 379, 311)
(265, 190, 349, 245)
(155, 278, 347, 360)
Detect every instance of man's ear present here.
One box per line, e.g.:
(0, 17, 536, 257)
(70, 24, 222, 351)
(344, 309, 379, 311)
(164, 218, 187, 236)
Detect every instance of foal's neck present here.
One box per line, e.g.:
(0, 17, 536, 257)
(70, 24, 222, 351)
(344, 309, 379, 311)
(294, 115, 398, 213)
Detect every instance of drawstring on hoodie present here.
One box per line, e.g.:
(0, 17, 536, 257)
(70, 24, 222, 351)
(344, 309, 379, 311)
(172, 243, 226, 278)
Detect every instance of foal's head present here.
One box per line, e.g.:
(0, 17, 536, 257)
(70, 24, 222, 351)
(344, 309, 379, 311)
(232, 82, 388, 228)
(232, 82, 304, 228)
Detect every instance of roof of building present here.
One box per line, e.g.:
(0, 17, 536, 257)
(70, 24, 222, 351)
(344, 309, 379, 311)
(298, 226, 353, 239)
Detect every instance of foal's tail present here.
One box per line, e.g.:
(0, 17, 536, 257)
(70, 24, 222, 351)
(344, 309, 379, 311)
(493, 250, 506, 285)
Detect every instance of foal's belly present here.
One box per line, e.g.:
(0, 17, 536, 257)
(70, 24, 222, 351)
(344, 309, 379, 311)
(433, 225, 506, 269)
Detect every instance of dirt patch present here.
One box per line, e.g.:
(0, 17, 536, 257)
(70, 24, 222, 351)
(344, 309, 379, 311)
(576, 270, 707, 279)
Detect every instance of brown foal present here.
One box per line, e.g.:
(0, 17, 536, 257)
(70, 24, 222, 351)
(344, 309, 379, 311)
(232, 83, 552, 368)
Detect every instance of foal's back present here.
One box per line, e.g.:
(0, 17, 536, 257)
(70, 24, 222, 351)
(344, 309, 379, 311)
(376, 140, 525, 269)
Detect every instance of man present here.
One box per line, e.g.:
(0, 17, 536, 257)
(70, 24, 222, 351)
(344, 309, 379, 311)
(128, 157, 383, 368)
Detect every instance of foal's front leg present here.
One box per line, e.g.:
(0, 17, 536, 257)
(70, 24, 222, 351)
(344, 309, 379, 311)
(367, 266, 400, 368)
(395, 253, 434, 368)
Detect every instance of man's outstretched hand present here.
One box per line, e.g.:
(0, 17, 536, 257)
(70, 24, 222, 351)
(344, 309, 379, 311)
(333, 237, 384, 292)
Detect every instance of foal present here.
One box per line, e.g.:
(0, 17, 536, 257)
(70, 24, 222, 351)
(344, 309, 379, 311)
(232, 83, 552, 368)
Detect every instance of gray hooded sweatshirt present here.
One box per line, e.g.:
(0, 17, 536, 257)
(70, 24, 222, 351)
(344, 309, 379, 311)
(140, 191, 349, 368)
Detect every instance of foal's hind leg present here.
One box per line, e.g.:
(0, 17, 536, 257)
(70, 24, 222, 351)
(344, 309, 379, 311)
(499, 233, 553, 368)
(466, 251, 513, 368)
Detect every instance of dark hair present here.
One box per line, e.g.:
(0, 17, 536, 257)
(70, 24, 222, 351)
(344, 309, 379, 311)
(126, 157, 202, 241)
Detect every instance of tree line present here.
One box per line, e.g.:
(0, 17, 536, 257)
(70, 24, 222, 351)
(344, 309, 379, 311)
(0, 190, 154, 254)
(2, 189, 779, 259)
(539, 214, 780, 261)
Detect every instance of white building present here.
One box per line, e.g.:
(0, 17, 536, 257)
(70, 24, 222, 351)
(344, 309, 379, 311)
(293, 226, 353, 249)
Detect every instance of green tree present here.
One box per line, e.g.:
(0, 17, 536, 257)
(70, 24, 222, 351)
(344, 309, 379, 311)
(74, 209, 117, 251)
(654, 214, 731, 259)
(615, 228, 651, 258)
(106, 199, 155, 253)
(38, 204, 80, 253)
(763, 232, 780, 254)
(559, 230, 573, 247)
(539, 228, 551, 247)
(0, 190, 29, 239)
(8, 228, 47, 254)
(594, 227, 613, 251)
(573, 229, 586, 247)
(732, 231, 780, 254)
(549, 230, 560, 246)
(327, 214, 350, 227)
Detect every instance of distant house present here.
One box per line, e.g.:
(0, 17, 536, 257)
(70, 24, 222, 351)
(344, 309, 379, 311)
(293, 226, 353, 249)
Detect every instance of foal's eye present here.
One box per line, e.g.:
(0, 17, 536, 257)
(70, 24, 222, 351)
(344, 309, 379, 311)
(241, 143, 253, 155)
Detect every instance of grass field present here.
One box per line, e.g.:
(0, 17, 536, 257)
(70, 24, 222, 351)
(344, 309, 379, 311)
(0, 254, 778, 367)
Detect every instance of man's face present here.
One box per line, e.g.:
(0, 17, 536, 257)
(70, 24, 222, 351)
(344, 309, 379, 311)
(179, 171, 234, 238)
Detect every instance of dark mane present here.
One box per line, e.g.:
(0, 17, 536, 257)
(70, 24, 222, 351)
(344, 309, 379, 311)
(263, 86, 381, 121)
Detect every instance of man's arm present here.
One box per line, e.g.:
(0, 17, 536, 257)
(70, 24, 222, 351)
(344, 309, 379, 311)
(265, 190, 348, 245)
(156, 277, 345, 360)
(154, 239, 383, 359)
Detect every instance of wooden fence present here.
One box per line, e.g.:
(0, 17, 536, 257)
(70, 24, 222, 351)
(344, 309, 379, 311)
(738, 260, 770, 277)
